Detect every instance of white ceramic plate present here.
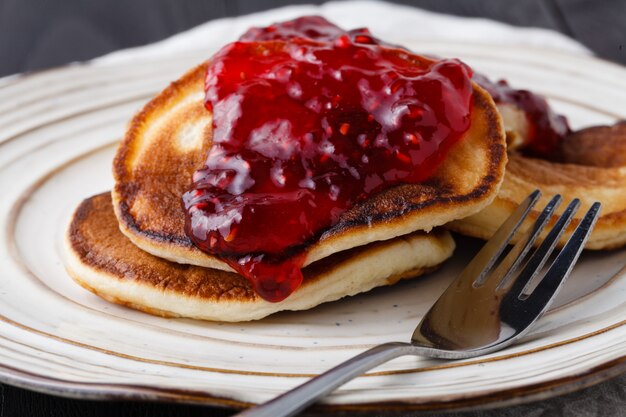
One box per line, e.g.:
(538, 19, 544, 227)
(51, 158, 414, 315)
(0, 43, 625, 413)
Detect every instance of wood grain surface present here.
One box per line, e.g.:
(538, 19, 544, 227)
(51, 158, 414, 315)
(0, 0, 625, 416)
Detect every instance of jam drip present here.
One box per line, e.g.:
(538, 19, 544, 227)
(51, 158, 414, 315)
(472, 73, 570, 158)
(183, 17, 474, 302)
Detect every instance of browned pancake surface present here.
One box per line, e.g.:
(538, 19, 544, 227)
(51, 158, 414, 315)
(70, 193, 257, 302)
(451, 121, 626, 249)
(65, 193, 454, 320)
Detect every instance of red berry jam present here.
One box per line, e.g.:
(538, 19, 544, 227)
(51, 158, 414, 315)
(472, 73, 570, 158)
(183, 17, 474, 302)
(240, 15, 346, 43)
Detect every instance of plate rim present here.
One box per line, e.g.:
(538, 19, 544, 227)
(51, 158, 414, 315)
(2, 42, 626, 413)
(0, 354, 624, 413)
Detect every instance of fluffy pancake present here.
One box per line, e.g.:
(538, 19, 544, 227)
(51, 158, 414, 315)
(65, 193, 454, 321)
(112, 63, 507, 270)
(450, 117, 626, 250)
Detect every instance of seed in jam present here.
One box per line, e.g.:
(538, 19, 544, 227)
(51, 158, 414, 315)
(183, 17, 474, 302)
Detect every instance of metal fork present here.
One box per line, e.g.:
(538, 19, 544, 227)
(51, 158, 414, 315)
(235, 190, 601, 417)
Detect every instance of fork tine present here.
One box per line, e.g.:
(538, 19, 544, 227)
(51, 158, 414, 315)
(460, 189, 541, 286)
(512, 198, 581, 299)
(523, 202, 601, 307)
(484, 194, 562, 289)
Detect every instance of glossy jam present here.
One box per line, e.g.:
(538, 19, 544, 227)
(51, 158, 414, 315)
(472, 73, 570, 158)
(183, 17, 474, 302)
(240, 15, 346, 43)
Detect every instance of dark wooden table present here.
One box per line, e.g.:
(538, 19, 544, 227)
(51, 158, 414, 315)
(1, 1, 625, 416)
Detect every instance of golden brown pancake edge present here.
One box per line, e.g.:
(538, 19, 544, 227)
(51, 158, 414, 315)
(450, 122, 626, 250)
(65, 193, 454, 321)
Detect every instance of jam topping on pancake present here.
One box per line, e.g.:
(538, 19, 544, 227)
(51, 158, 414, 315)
(239, 15, 346, 42)
(472, 73, 571, 158)
(183, 17, 474, 302)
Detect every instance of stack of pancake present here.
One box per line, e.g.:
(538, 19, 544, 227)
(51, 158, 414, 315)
(64, 51, 626, 323)
(452, 108, 626, 250)
(64, 63, 508, 321)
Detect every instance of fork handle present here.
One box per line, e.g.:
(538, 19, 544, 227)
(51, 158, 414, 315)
(234, 342, 415, 417)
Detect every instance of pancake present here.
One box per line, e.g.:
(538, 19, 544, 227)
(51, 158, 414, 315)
(450, 117, 626, 250)
(112, 63, 507, 270)
(64, 193, 454, 321)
